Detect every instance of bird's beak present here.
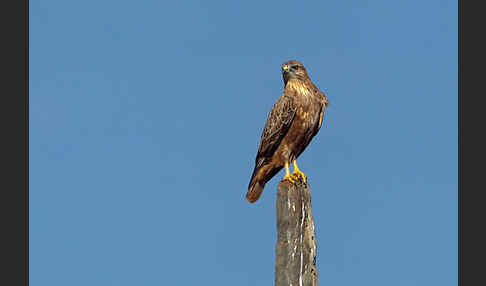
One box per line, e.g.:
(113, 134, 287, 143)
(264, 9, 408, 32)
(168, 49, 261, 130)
(282, 65, 289, 72)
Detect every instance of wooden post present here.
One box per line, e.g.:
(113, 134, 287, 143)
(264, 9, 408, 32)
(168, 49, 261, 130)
(275, 180, 318, 286)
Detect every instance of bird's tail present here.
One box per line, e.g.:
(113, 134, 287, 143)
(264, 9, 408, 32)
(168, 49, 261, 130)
(246, 179, 265, 203)
(246, 165, 282, 203)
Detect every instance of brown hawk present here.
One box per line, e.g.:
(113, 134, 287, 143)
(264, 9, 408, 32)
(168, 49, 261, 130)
(246, 60, 328, 203)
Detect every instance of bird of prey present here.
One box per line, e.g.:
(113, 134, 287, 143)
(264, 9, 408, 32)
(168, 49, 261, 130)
(246, 60, 328, 203)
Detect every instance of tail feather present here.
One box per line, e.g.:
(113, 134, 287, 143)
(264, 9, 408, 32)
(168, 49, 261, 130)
(246, 164, 283, 203)
(246, 180, 265, 203)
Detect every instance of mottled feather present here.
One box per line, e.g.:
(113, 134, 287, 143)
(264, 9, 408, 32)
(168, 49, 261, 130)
(256, 95, 296, 167)
(247, 60, 328, 203)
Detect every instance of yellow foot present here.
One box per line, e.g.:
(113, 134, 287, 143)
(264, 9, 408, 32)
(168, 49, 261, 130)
(281, 161, 296, 183)
(282, 173, 296, 183)
(291, 160, 307, 183)
(291, 169, 307, 183)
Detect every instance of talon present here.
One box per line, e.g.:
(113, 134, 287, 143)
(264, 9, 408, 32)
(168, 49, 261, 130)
(291, 171, 307, 183)
(298, 171, 308, 183)
(292, 160, 307, 183)
(283, 173, 296, 183)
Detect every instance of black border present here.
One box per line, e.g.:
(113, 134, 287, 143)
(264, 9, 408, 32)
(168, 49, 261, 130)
(0, 0, 470, 285)
(459, 0, 486, 285)
(1, 0, 28, 285)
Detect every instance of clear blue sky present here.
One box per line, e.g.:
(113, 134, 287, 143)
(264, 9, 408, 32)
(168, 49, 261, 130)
(30, 1, 457, 285)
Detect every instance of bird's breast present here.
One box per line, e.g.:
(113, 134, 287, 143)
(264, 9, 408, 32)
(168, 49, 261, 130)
(287, 80, 312, 98)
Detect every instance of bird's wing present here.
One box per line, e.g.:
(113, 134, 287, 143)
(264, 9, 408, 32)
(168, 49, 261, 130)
(255, 94, 297, 168)
(312, 89, 328, 137)
(312, 101, 325, 137)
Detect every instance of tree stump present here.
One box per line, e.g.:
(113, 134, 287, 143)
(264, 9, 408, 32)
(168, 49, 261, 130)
(275, 180, 317, 286)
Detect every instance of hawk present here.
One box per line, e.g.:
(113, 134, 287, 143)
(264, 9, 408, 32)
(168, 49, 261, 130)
(246, 60, 328, 203)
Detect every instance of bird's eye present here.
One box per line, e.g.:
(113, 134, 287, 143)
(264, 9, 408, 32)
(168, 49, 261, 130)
(292, 65, 299, 70)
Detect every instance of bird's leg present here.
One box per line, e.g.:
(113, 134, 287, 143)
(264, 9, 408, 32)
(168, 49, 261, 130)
(291, 160, 307, 183)
(282, 161, 296, 183)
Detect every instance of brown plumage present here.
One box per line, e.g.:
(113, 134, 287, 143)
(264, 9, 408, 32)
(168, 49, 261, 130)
(246, 60, 328, 203)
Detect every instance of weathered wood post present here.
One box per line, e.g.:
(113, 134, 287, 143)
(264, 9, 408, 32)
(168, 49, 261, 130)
(275, 179, 318, 286)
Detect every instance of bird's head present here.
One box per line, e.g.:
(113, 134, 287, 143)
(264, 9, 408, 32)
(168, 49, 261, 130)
(282, 60, 309, 84)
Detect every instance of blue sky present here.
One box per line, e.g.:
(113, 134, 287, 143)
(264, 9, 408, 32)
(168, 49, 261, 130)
(30, 1, 457, 285)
